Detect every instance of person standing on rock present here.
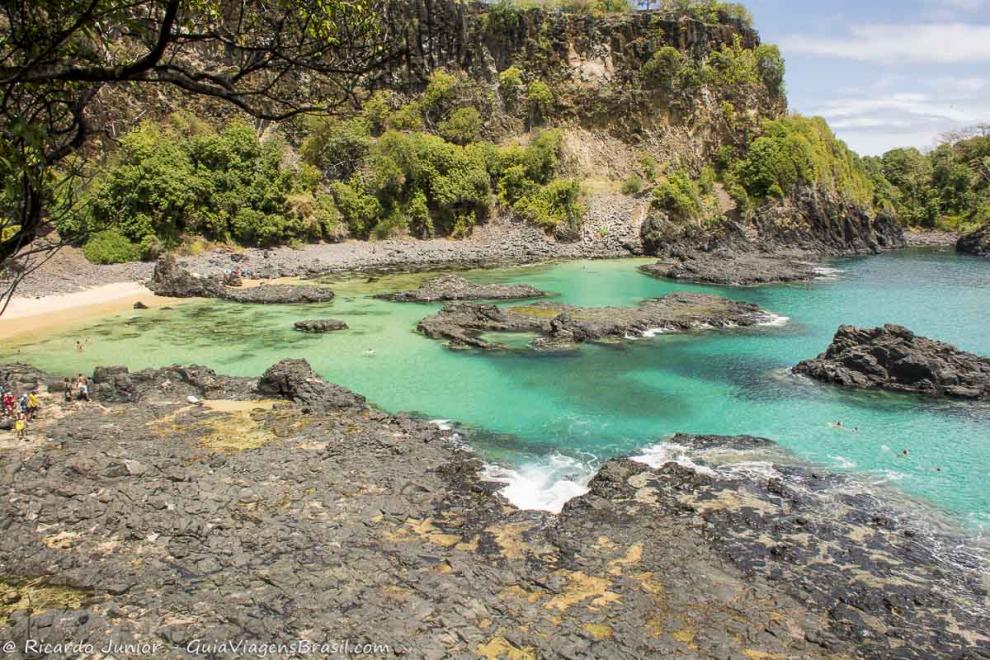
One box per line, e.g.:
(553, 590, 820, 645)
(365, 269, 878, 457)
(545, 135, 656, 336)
(14, 412, 26, 441)
(63, 377, 73, 402)
(26, 391, 39, 420)
(76, 374, 91, 402)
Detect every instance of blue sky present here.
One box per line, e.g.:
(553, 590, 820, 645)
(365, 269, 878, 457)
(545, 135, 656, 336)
(743, 0, 990, 155)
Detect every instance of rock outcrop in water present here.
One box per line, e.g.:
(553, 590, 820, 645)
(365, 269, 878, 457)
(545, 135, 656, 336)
(957, 221, 990, 257)
(293, 319, 348, 332)
(1, 365, 987, 657)
(795, 324, 990, 399)
(376, 274, 547, 302)
(148, 254, 335, 304)
(639, 249, 819, 285)
(417, 293, 779, 349)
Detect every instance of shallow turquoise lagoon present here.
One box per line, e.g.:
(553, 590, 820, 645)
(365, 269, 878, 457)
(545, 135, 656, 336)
(4, 249, 988, 528)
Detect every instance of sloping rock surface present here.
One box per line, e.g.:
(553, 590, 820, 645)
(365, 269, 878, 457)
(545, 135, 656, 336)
(957, 221, 990, 257)
(376, 274, 547, 302)
(418, 293, 777, 349)
(795, 324, 990, 399)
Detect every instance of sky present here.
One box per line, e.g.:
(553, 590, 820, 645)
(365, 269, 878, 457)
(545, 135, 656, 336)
(742, 0, 990, 155)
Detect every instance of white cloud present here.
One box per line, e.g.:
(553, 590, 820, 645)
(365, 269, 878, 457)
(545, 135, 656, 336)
(780, 23, 990, 64)
(809, 82, 990, 154)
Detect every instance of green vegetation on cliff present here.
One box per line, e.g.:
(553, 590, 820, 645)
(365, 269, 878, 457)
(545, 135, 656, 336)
(865, 130, 990, 232)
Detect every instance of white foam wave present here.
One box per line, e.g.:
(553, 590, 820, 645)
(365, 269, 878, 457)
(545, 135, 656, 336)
(813, 266, 843, 279)
(758, 313, 790, 327)
(482, 454, 593, 513)
(832, 455, 856, 469)
(641, 327, 669, 338)
(429, 419, 453, 431)
(631, 442, 716, 476)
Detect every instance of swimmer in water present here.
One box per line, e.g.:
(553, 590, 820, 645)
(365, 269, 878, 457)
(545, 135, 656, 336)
(363, 348, 375, 357)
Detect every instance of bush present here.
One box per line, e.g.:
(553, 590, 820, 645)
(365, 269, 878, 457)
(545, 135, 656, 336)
(300, 116, 372, 178)
(652, 170, 703, 224)
(439, 107, 483, 144)
(641, 47, 687, 91)
(498, 66, 524, 108)
(526, 80, 554, 124)
(622, 175, 644, 195)
(82, 230, 140, 264)
(513, 178, 584, 230)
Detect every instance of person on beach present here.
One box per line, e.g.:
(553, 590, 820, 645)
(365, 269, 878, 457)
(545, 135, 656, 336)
(26, 391, 39, 420)
(14, 412, 26, 441)
(75, 340, 83, 353)
(76, 374, 91, 402)
(63, 377, 73, 402)
(2, 389, 14, 416)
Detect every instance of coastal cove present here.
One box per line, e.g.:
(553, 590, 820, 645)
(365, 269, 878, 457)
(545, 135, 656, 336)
(3, 249, 989, 531)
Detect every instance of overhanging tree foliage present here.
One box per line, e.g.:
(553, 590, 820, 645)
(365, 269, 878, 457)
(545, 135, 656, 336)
(0, 0, 391, 311)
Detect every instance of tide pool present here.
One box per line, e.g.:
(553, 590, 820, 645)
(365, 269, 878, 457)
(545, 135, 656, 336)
(3, 249, 988, 529)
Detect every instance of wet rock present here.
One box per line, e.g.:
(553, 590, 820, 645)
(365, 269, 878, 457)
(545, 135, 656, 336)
(640, 250, 819, 285)
(222, 283, 334, 304)
(957, 221, 990, 257)
(257, 359, 366, 412)
(795, 324, 990, 399)
(132, 301, 148, 310)
(293, 319, 348, 333)
(417, 293, 778, 350)
(377, 274, 547, 303)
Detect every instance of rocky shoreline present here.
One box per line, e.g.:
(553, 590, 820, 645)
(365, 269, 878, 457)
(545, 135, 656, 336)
(639, 249, 820, 286)
(375, 274, 547, 303)
(1, 361, 987, 657)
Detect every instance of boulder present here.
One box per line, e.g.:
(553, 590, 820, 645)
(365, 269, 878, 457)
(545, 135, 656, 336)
(794, 324, 990, 399)
(293, 319, 349, 333)
(257, 359, 366, 412)
(957, 222, 990, 257)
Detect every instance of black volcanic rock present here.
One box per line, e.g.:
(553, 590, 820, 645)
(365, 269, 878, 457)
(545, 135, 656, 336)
(148, 255, 334, 304)
(257, 359, 365, 412)
(417, 293, 779, 350)
(795, 324, 990, 399)
(957, 221, 990, 257)
(640, 250, 819, 285)
(377, 274, 547, 302)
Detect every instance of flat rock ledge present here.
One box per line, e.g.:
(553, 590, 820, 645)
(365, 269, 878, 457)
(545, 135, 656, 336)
(794, 324, 990, 399)
(640, 249, 819, 286)
(376, 274, 547, 302)
(293, 319, 348, 333)
(148, 254, 334, 304)
(418, 293, 780, 350)
(1, 364, 986, 659)
(957, 221, 990, 257)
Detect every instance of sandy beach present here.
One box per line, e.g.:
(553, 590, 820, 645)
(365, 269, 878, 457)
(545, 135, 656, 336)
(0, 282, 178, 341)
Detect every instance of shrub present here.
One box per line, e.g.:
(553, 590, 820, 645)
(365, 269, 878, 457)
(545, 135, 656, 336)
(513, 178, 584, 230)
(622, 175, 644, 195)
(498, 66, 524, 108)
(755, 44, 785, 96)
(526, 80, 554, 123)
(641, 46, 687, 91)
(300, 116, 372, 178)
(652, 170, 703, 224)
(329, 180, 383, 238)
(439, 107, 483, 144)
(82, 230, 140, 264)
(386, 102, 425, 131)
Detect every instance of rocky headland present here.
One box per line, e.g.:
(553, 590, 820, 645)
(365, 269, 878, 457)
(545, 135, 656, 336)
(375, 274, 547, 303)
(639, 186, 906, 285)
(417, 293, 780, 350)
(1, 362, 987, 657)
(957, 221, 990, 257)
(795, 324, 990, 399)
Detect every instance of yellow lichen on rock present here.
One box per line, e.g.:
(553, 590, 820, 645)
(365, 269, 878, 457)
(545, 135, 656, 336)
(0, 579, 89, 626)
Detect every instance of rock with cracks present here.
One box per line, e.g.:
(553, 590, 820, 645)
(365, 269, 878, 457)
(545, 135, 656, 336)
(794, 324, 990, 399)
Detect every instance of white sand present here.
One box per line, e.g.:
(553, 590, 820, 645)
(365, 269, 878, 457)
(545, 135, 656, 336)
(0, 282, 178, 341)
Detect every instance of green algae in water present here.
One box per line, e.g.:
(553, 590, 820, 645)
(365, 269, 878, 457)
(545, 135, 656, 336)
(4, 251, 989, 529)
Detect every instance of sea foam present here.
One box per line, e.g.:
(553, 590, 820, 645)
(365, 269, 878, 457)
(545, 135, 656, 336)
(482, 454, 593, 513)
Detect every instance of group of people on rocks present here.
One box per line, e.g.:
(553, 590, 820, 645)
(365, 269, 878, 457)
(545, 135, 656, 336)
(1, 382, 40, 441)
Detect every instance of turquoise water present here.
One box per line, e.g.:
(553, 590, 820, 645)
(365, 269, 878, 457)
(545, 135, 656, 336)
(4, 249, 989, 528)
